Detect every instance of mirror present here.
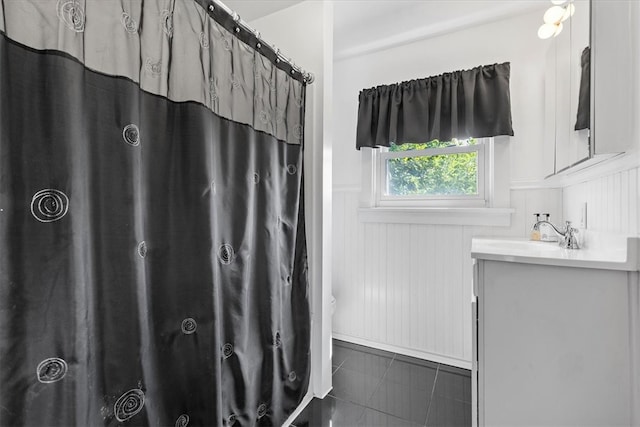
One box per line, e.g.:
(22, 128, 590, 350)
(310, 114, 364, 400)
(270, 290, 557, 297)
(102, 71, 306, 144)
(543, 0, 590, 175)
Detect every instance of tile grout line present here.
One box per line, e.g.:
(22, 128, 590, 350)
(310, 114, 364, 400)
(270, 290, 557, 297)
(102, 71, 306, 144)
(332, 357, 348, 374)
(424, 363, 440, 426)
(323, 341, 471, 426)
(358, 352, 397, 421)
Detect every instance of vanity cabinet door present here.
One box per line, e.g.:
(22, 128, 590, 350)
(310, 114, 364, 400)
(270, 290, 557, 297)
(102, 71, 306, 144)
(554, 23, 572, 172)
(477, 260, 631, 426)
(568, 0, 590, 165)
(591, 0, 639, 155)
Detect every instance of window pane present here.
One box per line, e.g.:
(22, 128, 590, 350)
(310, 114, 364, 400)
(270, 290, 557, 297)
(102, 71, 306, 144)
(386, 151, 478, 196)
(389, 138, 477, 152)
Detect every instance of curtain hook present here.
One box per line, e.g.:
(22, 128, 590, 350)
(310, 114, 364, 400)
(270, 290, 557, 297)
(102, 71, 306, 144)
(232, 12, 241, 32)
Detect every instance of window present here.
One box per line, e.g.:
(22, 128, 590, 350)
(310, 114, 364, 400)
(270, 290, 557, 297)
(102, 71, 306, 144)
(374, 138, 491, 207)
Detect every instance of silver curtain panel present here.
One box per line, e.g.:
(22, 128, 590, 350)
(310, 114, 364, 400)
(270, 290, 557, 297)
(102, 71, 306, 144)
(0, 1, 310, 426)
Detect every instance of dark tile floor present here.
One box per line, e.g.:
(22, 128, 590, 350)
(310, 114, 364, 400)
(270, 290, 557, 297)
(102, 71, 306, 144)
(292, 339, 471, 427)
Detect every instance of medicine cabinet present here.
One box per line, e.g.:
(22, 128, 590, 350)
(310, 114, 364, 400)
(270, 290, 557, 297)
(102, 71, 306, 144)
(544, 0, 638, 177)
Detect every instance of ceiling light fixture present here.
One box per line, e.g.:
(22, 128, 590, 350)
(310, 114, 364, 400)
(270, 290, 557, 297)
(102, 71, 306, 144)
(538, 0, 575, 39)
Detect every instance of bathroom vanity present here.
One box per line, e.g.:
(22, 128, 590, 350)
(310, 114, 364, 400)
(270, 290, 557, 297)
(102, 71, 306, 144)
(471, 237, 640, 426)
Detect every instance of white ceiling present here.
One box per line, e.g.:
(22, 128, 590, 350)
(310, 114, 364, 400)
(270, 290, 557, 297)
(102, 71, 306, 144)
(220, 0, 304, 22)
(332, 0, 547, 59)
(219, 0, 549, 59)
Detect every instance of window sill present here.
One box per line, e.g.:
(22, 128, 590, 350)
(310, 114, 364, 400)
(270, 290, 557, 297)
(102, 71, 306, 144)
(357, 207, 514, 226)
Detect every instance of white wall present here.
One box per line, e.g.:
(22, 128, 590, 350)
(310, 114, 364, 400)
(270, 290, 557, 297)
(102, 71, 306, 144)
(250, 0, 334, 401)
(564, 165, 640, 236)
(331, 10, 566, 367)
(333, 10, 550, 189)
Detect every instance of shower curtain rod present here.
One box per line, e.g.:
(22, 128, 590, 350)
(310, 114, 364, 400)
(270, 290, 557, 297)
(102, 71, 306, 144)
(211, 0, 315, 84)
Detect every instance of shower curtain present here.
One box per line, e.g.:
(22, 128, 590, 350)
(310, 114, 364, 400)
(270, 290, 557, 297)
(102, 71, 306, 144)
(0, 1, 310, 426)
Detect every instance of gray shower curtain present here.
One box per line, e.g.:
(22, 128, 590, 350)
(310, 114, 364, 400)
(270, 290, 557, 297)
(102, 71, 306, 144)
(0, 1, 310, 426)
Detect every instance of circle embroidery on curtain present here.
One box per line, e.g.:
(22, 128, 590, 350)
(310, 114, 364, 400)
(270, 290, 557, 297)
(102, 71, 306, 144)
(199, 32, 209, 49)
(56, 0, 85, 32)
(145, 58, 162, 76)
(122, 124, 140, 146)
(175, 414, 190, 427)
(251, 173, 260, 184)
(256, 403, 267, 419)
(274, 332, 282, 348)
(181, 318, 197, 335)
(36, 358, 68, 383)
(288, 371, 297, 382)
(286, 165, 297, 175)
(161, 10, 174, 38)
(137, 241, 147, 258)
(209, 79, 219, 102)
(227, 413, 237, 425)
(217, 244, 235, 265)
(222, 343, 234, 359)
(30, 189, 69, 223)
(222, 37, 232, 51)
(114, 389, 145, 422)
(121, 12, 138, 34)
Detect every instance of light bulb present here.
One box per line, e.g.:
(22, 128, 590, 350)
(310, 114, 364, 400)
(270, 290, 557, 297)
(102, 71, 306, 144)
(553, 21, 564, 36)
(561, 3, 575, 22)
(544, 5, 566, 24)
(538, 23, 557, 39)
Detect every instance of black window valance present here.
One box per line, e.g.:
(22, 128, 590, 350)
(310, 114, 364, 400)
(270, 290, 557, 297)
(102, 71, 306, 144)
(356, 62, 515, 150)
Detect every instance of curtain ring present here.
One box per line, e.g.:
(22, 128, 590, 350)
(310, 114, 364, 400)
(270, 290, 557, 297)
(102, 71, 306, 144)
(254, 30, 261, 48)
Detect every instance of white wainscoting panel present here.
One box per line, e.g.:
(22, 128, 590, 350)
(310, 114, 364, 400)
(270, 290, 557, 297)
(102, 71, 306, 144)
(332, 166, 638, 368)
(563, 166, 639, 235)
(332, 187, 562, 367)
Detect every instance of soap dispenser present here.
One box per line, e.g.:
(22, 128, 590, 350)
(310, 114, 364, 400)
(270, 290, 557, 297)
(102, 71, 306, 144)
(530, 213, 541, 241)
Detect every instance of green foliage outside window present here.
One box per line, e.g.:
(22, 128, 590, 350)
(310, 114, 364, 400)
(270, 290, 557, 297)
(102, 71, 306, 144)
(386, 139, 478, 196)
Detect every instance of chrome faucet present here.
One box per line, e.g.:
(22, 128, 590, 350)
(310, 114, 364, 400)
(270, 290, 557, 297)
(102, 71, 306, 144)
(532, 219, 580, 249)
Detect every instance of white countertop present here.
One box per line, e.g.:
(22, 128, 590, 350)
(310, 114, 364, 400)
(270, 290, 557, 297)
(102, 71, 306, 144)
(471, 236, 640, 271)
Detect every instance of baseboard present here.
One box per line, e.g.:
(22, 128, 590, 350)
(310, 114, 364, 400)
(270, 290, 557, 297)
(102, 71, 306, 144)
(332, 333, 472, 370)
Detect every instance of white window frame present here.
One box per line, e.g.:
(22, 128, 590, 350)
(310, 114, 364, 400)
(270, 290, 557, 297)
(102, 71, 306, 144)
(373, 138, 493, 208)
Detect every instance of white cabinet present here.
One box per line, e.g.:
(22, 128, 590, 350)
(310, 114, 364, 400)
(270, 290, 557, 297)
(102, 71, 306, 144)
(591, 0, 639, 156)
(543, 0, 590, 174)
(471, 238, 640, 426)
(544, 0, 640, 176)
